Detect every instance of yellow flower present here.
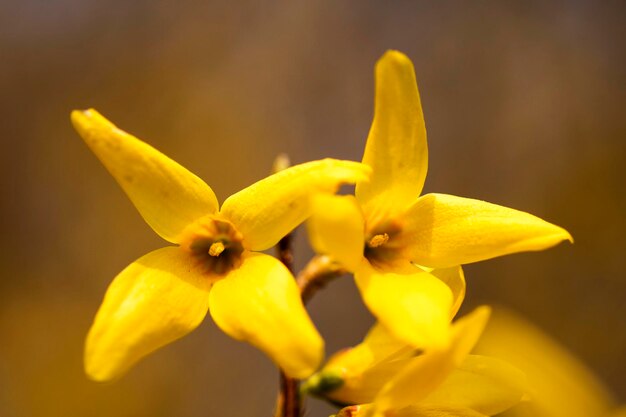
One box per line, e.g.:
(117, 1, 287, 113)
(307, 50, 572, 348)
(71, 109, 370, 382)
(304, 307, 527, 417)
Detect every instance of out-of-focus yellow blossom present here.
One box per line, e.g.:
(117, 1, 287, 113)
(474, 308, 624, 417)
(304, 307, 527, 417)
(308, 50, 572, 349)
(71, 109, 370, 382)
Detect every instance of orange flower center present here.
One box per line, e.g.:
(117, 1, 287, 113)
(179, 216, 244, 276)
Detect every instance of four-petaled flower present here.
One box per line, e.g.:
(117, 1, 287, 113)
(72, 109, 370, 381)
(304, 307, 528, 417)
(307, 50, 572, 349)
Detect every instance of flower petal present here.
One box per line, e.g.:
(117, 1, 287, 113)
(307, 194, 365, 271)
(71, 109, 219, 243)
(386, 405, 488, 417)
(85, 247, 212, 381)
(422, 355, 527, 415)
(221, 158, 370, 251)
(334, 403, 488, 417)
(475, 309, 615, 417)
(430, 266, 466, 319)
(354, 263, 453, 349)
(209, 252, 323, 379)
(305, 323, 416, 404)
(374, 307, 491, 412)
(401, 193, 573, 268)
(356, 50, 428, 217)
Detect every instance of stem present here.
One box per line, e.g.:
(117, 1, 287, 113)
(296, 255, 346, 304)
(274, 232, 301, 417)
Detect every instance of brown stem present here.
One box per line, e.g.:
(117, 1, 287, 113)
(274, 232, 301, 417)
(296, 255, 346, 304)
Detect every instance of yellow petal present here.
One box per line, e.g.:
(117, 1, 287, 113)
(335, 404, 487, 417)
(429, 266, 466, 319)
(422, 355, 527, 415)
(354, 263, 453, 349)
(387, 405, 488, 417)
(356, 50, 428, 217)
(374, 307, 491, 412)
(209, 252, 323, 379)
(306, 323, 416, 404)
(307, 194, 365, 271)
(401, 193, 573, 268)
(85, 247, 212, 381)
(474, 308, 615, 417)
(71, 109, 219, 243)
(221, 158, 370, 251)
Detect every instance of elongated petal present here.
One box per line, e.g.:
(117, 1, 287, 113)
(422, 355, 527, 415)
(374, 307, 491, 412)
(354, 263, 453, 349)
(71, 109, 219, 243)
(209, 252, 323, 378)
(307, 194, 365, 271)
(85, 247, 212, 381)
(401, 193, 573, 268)
(221, 159, 370, 251)
(356, 50, 428, 217)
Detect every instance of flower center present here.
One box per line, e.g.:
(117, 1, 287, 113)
(363, 220, 403, 269)
(179, 216, 245, 276)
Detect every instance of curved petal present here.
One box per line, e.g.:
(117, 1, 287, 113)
(85, 247, 212, 381)
(374, 307, 491, 412)
(356, 50, 428, 217)
(305, 323, 416, 404)
(209, 252, 323, 379)
(422, 355, 527, 415)
(354, 263, 453, 349)
(307, 194, 365, 271)
(429, 266, 466, 319)
(71, 109, 219, 243)
(475, 309, 615, 417)
(401, 193, 573, 268)
(221, 159, 370, 251)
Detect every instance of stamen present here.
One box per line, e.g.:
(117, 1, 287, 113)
(208, 241, 225, 257)
(367, 233, 389, 248)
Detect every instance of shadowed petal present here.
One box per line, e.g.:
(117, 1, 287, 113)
(430, 266, 466, 319)
(354, 263, 453, 349)
(422, 355, 527, 415)
(209, 252, 323, 379)
(221, 159, 370, 251)
(307, 194, 365, 271)
(71, 109, 219, 243)
(402, 193, 573, 268)
(85, 247, 213, 381)
(356, 50, 428, 218)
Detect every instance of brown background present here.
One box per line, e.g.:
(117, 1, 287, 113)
(1, 1, 624, 416)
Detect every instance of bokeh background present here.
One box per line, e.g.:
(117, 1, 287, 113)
(1, 1, 624, 416)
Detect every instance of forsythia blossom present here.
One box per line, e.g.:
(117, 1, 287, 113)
(304, 307, 527, 417)
(72, 110, 370, 381)
(307, 51, 572, 349)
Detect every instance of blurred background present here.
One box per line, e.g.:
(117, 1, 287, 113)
(1, 1, 624, 416)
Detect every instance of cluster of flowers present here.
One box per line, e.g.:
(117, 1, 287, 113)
(72, 51, 571, 416)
